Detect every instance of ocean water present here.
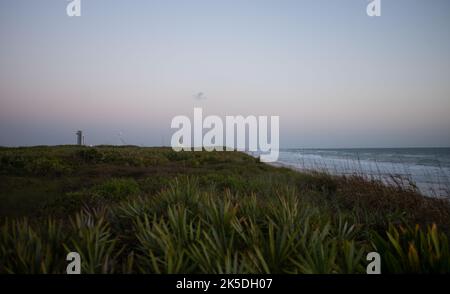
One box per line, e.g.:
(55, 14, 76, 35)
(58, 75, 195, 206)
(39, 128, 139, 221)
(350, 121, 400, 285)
(259, 148, 450, 197)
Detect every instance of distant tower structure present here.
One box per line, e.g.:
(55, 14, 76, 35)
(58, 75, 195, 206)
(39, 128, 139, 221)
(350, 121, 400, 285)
(76, 130, 83, 146)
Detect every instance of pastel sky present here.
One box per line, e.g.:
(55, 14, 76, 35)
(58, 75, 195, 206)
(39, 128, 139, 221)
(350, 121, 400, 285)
(1, 0, 450, 148)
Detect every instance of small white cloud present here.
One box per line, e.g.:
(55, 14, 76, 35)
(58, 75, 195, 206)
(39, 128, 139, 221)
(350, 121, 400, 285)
(194, 92, 207, 100)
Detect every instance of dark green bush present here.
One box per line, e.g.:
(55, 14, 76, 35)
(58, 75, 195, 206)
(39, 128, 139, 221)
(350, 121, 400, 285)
(93, 178, 140, 201)
(26, 157, 71, 176)
(75, 148, 104, 163)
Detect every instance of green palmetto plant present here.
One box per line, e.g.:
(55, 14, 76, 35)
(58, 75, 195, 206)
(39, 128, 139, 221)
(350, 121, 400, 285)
(155, 177, 202, 210)
(188, 233, 248, 274)
(133, 206, 199, 273)
(265, 188, 301, 227)
(247, 222, 302, 274)
(0, 218, 67, 273)
(289, 223, 338, 274)
(337, 240, 366, 274)
(331, 215, 367, 273)
(198, 192, 239, 254)
(63, 210, 118, 274)
(236, 193, 261, 223)
(372, 223, 450, 273)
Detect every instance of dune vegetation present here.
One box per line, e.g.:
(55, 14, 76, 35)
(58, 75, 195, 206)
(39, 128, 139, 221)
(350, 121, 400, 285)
(0, 146, 449, 274)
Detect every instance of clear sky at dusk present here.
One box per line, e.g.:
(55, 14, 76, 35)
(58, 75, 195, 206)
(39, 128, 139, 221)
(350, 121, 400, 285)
(1, 0, 450, 147)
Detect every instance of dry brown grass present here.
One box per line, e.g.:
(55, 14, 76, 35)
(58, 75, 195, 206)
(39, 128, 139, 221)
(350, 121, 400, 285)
(334, 175, 450, 232)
